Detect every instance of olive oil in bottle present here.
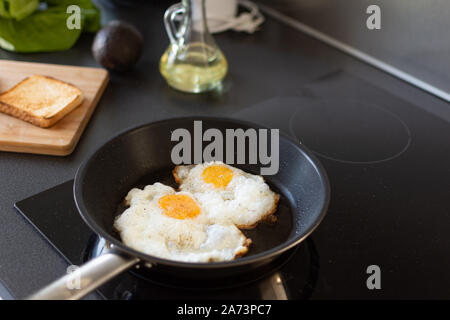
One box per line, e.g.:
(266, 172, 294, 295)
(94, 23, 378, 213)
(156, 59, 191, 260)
(160, 42, 228, 93)
(160, 0, 228, 93)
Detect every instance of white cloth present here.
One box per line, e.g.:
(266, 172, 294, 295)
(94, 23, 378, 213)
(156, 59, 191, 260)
(207, 0, 265, 34)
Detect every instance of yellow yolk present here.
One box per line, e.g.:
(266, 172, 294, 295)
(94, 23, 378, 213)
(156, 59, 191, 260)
(201, 165, 234, 189)
(158, 194, 200, 219)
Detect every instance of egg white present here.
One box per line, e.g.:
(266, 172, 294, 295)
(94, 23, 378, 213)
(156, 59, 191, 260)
(113, 183, 250, 262)
(173, 161, 280, 228)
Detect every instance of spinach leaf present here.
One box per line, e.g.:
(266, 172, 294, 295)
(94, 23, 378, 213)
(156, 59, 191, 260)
(0, 0, 100, 52)
(0, 0, 39, 20)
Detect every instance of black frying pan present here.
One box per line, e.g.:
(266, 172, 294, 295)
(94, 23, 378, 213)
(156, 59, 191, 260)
(29, 117, 329, 299)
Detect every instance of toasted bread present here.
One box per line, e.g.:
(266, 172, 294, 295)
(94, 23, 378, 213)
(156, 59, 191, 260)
(0, 75, 84, 128)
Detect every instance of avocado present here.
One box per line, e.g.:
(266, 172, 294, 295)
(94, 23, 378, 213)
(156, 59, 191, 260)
(92, 20, 144, 72)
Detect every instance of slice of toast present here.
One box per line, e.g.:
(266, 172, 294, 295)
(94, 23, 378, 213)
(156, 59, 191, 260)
(0, 75, 84, 128)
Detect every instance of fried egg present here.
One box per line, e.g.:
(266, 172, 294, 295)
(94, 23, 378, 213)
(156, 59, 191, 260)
(113, 183, 251, 262)
(173, 161, 280, 229)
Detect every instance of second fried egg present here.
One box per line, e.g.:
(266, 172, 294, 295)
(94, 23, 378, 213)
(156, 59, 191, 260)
(173, 161, 280, 229)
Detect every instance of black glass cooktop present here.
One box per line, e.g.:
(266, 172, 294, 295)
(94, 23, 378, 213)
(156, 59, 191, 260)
(14, 71, 450, 299)
(15, 180, 318, 299)
(232, 71, 450, 299)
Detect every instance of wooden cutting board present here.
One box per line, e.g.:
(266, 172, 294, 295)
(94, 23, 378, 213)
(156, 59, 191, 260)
(0, 60, 109, 156)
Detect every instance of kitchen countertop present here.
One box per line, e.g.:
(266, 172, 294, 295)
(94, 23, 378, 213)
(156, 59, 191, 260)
(0, 1, 449, 299)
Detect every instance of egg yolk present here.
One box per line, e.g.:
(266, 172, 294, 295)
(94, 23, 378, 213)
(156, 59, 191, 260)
(201, 165, 234, 189)
(158, 194, 201, 219)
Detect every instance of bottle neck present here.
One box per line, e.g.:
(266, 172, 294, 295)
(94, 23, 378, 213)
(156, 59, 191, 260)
(184, 0, 208, 33)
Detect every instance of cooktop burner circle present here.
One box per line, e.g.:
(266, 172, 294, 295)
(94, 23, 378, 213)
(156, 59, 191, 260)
(289, 98, 411, 164)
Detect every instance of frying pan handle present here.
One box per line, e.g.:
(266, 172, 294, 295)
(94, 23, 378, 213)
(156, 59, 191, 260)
(27, 251, 139, 300)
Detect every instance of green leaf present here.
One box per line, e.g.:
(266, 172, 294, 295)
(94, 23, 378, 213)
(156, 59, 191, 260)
(0, 0, 101, 52)
(9, 0, 39, 20)
(0, 0, 39, 20)
(0, 8, 82, 52)
(0, 1, 10, 19)
(80, 7, 101, 33)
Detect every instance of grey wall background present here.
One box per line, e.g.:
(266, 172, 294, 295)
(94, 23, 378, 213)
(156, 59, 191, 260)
(257, 0, 450, 96)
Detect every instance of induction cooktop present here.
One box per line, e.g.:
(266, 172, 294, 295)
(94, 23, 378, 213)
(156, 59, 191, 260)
(232, 70, 450, 299)
(15, 70, 450, 299)
(15, 180, 318, 299)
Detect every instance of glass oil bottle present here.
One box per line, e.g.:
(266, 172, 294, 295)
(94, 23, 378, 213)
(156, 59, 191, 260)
(160, 0, 228, 93)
